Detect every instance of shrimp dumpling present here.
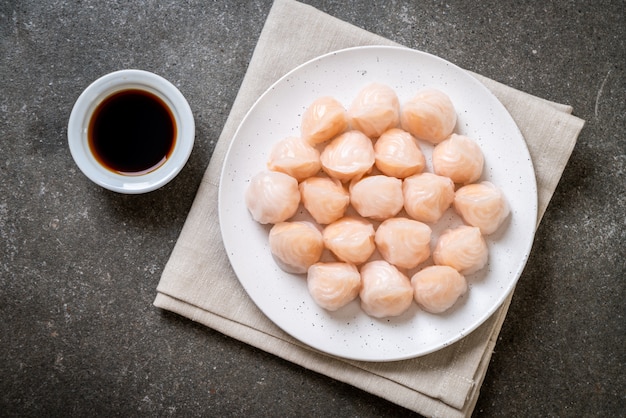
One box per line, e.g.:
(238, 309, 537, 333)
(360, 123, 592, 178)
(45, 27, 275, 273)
(349, 175, 404, 220)
(245, 170, 300, 224)
(375, 217, 432, 270)
(432, 134, 484, 184)
(403, 172, 455, 223)
(307, 262, 361, 311)
(374, 128, 426, 178)
(400, 88, 457, 144)
(359, 260, 414, 318)
(320, 130, 375, 182)
(299, 176, 350, 225)
(269, 222, 324, 274)
(454, 182, 510, 235)
(323, 216, 376, 265)
(433, 225, 488, 275)
(267, 136, 321, 181)
(348, 83, 400, 138)
(301, 96, 349, 145)
(411, 266, 467, 313)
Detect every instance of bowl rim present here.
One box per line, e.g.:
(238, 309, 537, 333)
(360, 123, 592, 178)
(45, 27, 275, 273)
(67, 69, 195, 194)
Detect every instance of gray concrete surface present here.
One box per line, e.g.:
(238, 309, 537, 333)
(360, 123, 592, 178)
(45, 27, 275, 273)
(1, 1, 624, 416)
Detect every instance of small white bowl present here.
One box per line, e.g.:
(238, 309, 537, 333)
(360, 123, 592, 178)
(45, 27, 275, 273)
(68, 69, 195, 194)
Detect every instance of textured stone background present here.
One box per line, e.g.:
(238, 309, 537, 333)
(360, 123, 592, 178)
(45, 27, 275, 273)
(0, 1, 624, 416)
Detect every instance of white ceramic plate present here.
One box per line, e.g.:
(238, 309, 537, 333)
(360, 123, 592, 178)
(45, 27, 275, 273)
(218, 46, 537, 362)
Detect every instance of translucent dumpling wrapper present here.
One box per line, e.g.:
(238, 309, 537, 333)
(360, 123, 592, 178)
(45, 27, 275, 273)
(348, 83, 400, 138)
(267, 136, 321, 182)
(375, 217, 432, 270)
(359, 260, 414, 318)
(400, 88, 457, 144)
(269, 221, 324, 274)
(307, 262, 361, 311)
(454, 181, 510, 235)
(320, 130, 375, 182)
(403, 172, 455, 223)
(432, 134, 484, 184)
(301, 96, 349, 145)
(245, 170, 300, 224)
(322, 216, 376, 265)
(299, 176, 350, 225)
(433, 225, 488, 275)
(349, 175, 404, 220)
(374, 128, 426, 178)
(411, 265, 467, 313)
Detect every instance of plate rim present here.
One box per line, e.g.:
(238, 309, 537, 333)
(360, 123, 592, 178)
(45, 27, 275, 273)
(218, 45, 538, 362)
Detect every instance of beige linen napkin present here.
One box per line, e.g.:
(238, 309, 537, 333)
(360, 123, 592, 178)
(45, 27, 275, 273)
(154, 0, 585, 416)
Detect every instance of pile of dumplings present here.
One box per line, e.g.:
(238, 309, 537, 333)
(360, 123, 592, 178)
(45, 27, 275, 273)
(245, 83, 510, 319)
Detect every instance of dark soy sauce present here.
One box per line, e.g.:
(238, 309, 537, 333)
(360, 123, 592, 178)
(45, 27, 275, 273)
(88, 89, 176, 175)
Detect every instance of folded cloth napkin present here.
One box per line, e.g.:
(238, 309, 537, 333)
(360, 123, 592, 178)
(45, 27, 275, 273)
(154, 0, 585, 416)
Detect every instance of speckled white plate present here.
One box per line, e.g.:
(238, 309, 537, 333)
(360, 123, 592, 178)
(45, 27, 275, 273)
(218, 46, 537, 362)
